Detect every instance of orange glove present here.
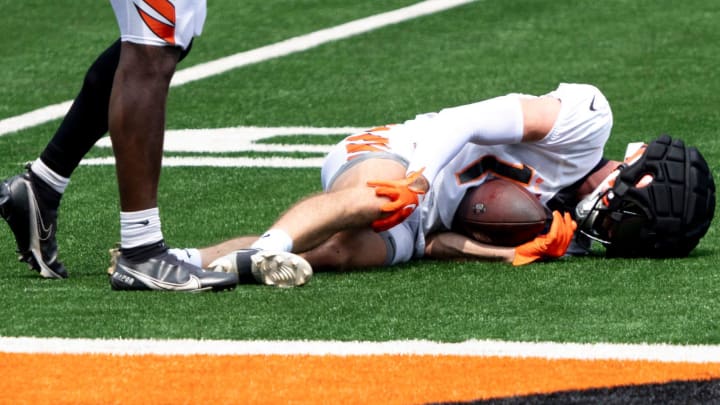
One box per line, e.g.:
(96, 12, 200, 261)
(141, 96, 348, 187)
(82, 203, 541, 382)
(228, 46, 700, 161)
(512, 211, 577, 266)
(367, 169, 427, 232)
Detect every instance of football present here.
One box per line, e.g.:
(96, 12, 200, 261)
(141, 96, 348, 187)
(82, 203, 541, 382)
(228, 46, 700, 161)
(452, 178, 549, 246)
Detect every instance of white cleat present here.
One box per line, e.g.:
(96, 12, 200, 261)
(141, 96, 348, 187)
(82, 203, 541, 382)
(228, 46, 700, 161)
(209, 248, 312, 288)
(208, 255, 236, 274)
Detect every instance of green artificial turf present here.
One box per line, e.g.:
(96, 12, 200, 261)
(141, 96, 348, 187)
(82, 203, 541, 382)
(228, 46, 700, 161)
(0, 0, 718, 344)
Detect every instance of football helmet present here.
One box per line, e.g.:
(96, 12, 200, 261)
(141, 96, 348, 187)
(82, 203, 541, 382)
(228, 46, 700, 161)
(575, 135, 715, 257)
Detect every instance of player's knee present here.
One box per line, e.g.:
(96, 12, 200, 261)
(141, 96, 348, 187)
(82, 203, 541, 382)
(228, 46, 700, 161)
(327, 186, 387, 226)
(82, 67, 111, 97)
(82, 42, 121, 95)
(120, 43, 180, 82)
(306, 236, 356, 270)
(329, 158, 407, 190)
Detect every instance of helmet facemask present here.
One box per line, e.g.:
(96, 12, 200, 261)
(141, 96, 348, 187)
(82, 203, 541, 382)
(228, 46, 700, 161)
(575, 164, 651, 247)
(574, 135, 715, 258)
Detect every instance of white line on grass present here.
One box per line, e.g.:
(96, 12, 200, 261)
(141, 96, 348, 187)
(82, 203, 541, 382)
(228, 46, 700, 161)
(0, 0, 477, 137)
(92, 126, 365, 153)
(82, 126, 367, 168)
(2, 337, 720, 363)
(81, 156, 327, 168)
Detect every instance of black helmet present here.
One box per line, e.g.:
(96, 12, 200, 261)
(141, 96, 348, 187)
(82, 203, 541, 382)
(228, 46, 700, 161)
(575, 135, 715, 257)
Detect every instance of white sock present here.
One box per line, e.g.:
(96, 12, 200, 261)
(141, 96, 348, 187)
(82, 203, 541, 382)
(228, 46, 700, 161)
(251, 229, 294, 252)
(168, 248, 203, 267)
(30, 158, 70, 194)
(120, 208, 163, 249)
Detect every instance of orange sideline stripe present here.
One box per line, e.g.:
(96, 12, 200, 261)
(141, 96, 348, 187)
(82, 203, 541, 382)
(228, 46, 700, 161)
(2, 353, 719, 404)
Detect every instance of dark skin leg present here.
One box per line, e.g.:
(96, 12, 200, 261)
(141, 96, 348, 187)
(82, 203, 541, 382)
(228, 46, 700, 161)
(108, 42, 181, 211)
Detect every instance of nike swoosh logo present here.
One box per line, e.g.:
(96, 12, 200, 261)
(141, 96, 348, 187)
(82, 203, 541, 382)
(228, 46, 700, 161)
(27, 183, 53, 241)
(130, 219, 150, 226)
(117, 263, 204, 291)
(589, 95, 598, 111)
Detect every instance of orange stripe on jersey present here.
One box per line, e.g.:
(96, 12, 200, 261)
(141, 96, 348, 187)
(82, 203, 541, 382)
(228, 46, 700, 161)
(143, 0, 176, 24)
(135, 0, 176, 45)
(346, 143, 387, 154)
(345, 132, 391, 159)
(366, 125, 393, 132)
(346, 133, 390, 144)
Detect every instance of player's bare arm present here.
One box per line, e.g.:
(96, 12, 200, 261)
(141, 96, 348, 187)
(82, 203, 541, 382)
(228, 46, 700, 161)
(519, 96, 561, 141)
(424, 232, 515, 263)
(425, 211, 576, 266)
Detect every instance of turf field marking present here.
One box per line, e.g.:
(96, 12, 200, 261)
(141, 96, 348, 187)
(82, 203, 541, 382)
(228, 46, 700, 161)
(83, 156, 328, 168)
(3, 337, 720, 363)
(0, 0, 477, 137)
(82, 126, 367, 168)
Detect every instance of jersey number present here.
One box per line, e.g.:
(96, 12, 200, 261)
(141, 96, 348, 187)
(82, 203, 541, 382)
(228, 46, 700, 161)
(455, 155, 534, 185)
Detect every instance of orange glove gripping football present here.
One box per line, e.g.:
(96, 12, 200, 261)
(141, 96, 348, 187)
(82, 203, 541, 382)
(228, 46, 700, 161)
(367, 169, 427, 232)
(512, 211, 577, 266)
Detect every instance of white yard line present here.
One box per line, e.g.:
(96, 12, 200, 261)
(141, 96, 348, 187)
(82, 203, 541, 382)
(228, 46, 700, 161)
(83, 125, 365, 168)
(81, 156, 327, 168)
(0, 0, 477, 137)
(92, 126, 365, 153)
(2, 337, 720, 363)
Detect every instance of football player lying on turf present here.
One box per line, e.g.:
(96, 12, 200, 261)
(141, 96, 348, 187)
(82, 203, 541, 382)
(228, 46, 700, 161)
(161, 83, 626, 281)
(153, 84, 715, 284)
(185, 132, 713, 274)
(169, 135, 712, 288)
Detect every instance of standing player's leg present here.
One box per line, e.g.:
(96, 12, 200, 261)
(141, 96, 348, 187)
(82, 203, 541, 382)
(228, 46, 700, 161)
(0, 41, 122, 279)
(106, 0, 237, 291)
(0, 37, 200, 280)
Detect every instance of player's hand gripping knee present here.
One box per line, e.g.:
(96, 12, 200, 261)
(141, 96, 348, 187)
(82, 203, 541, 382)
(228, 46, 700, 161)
(512, 211, 577, 266)
(367, 169, 428, 232)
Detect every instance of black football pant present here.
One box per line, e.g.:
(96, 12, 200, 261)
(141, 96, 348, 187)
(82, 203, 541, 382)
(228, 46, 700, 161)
(39, 39, 192, 178)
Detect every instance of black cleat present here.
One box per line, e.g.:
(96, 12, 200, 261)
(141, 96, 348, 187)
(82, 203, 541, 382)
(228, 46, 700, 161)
(110, 251, 238, 292)
(0, 169, 67, 279)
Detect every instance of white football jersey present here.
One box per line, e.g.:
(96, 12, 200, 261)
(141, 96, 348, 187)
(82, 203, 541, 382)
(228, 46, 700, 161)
(111, 0, 206, 49)
(320, 83, 613, 263)
(420, 83, 613, 244)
